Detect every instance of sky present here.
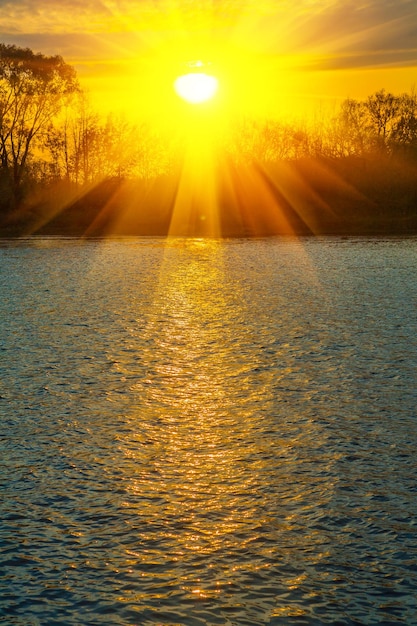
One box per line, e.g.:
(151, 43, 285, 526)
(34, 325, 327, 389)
(0, 0, 416, 122)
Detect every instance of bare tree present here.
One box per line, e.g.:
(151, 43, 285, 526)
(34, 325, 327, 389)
(390, 90, 417, 152)
(366, 89, 400, 151)
(338, 98, 370, 156)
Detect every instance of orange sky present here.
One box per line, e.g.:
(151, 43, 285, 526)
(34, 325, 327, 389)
(1, 0, 416, 122)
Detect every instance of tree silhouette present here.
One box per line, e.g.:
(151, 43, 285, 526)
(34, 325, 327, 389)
(0, 44, 78, 209)
(366, 89, 400, 151)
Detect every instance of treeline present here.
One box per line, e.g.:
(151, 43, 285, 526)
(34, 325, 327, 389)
(229, 89, 417, 161)
(1, 42, 417, 236)
(37, 88, 417, 185)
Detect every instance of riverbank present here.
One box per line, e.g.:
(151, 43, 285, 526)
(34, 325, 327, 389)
(1, 155, 416, 237)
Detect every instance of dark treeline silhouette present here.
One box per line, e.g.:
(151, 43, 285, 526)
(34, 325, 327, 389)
(1, 42, 417, 236)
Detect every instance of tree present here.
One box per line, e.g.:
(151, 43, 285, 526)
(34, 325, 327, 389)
(47, 101, 170, 185)
(390, 91, 417, 154)
(0, 43, 78, 208)
(366, 89, 400, 151)
(337, 98, 370, 156)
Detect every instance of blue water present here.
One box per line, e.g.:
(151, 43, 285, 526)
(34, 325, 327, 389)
(1, 236, 416, 625)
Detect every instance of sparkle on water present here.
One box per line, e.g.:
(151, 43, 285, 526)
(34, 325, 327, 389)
(1, 236, 417, 625)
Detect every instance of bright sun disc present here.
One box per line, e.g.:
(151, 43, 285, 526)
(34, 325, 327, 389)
(174, 73, 219, 104)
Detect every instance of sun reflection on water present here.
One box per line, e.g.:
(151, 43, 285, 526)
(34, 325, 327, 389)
(108, 238, 340, 616)
(114, 240, 282, 600)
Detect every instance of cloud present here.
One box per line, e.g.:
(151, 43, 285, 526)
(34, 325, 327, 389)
(0, 0, 118, 34)
(0, 0, 416, 72)
(288, 0, 417, 67)
(0, 0, 248, 34)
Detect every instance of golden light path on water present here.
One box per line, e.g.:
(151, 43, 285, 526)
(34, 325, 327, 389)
(109, 237, 334, 616)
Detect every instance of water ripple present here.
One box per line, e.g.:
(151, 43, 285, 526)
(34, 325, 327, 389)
(1, 237, 417, 624)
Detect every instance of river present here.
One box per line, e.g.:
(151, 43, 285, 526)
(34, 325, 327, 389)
(1, 236, 416, 625)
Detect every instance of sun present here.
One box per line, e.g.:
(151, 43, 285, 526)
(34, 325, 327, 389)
(174, 72, 219, 104)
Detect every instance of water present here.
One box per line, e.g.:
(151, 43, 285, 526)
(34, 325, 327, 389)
(1, 236, 416, 625)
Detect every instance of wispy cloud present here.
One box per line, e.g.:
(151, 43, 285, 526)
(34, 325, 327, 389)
(295, 0, 417, 65)
(0, 0, 416, 71)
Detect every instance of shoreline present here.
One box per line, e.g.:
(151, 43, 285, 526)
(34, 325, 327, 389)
(1, 155, 416, 239)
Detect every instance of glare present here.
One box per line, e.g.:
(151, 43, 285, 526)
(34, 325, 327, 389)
(174, 73, 219, 104)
